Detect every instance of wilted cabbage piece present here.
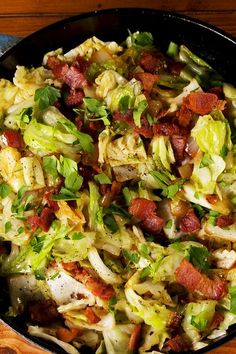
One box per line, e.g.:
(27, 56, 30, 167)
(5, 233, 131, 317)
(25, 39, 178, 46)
(106, 132, 147, 167)
(0, 79, 19, 119)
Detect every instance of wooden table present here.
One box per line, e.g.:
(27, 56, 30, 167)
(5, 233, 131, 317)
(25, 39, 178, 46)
(0, 0, 236, 353)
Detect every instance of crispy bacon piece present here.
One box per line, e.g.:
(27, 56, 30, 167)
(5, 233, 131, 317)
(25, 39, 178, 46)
(166, 334, 189, 352)
(75, 115, 83, 130)
(39, 207, 55, 231)
(43, 190, 59, 212)
(99, 184, 110, 196)
(167, 312, 182, 330)
(176, 104, 193, 128)
(0, 245, 7, 255)
(27, 215, 40, 230)
(135, 72, 159, 92)
(28, 300, 59, 324)
(135, 125, 153, 139)
(113, 110, 153, 138)
(215, 99, 226, 111)
(52, 62, 69, 79)
(208, 312, 224, 330)
(46, 55, 61, 69)
(27, 207, 54, 232)
(208, 86, 224, 99)
(75, 54, 90, 73)
(65, 89, 84, 107)
(111, 180, 122, 196)
(63, 65, 87, 89)
(76, 267, 115, 300)
(169, 61, 185, 76)
(47, 56, 87, 89)
(128, 324, 142, 352)
(78, 163, 96, 188)
(84, 307, 101, 324)
(113, 109, 134, 125)
(180, 208, 200, 234)
(100, 180, 122, 208)
(134, 116, 153, 138)
(206, 194, 218, 205)
(216, 215, 234, 228)
(56, 327, 82, 343)
(139, 52, 164, 73)
(170, 135, 188, 161)
(62, 262, 78, 272)
(183, 92, 224, 115)
(129, 198, 164, 235)
(62, 263, 115, 300)
(153, 122, 180, 136)
(3, 130, 24, 149)
(175, 258, 227, 300)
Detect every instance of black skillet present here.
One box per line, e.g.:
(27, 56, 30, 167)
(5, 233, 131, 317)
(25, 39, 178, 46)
(0, 8, 236, 354)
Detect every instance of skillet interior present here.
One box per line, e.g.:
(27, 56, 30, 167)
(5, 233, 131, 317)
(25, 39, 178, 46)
(0, 8, 236, 354)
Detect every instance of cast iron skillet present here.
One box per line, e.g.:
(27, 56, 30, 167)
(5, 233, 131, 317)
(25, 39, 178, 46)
(0, 8, 236, 354)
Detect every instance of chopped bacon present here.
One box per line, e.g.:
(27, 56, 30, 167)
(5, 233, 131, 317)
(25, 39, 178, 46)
(56, 327, 82, 343)
(175, 258, 227, 300)
(113, 109, 133, 126)
(64, 65, 87, 90)
(208, 312, 224, 330)
(84, 307, 101, 324)
(48, 56, 87, 89)
(27, 215, 41, 230)
(62, 262, 78, 272)
(206, 194, 218, 205)
(65, 89, 84, 107)
(153, 122, 180, 136)
(3, 130, 24, 149)
(76, 268, 115, 300)
(135, 125, 153, 139)
(62, 263, 115, 300)
(43, 190, 59, 212)
(27, 207, 54, 232)
(169, 61, 185, 76)
(139, 52, 164, 74)
(183, 92, 224, 115)
(171, 135, 188, 161)
(39, 207, 54, 232)
(180, 208, 200, 234)
(135, 72, 159, 92)
(129, 198, 164, 235)
(78, 163, 96, 188)
(75, 115, 83, 130)
(99, 183, 110, 196)
(166, 334, 189, 352)
(46, 55, 61, 70)
(167, 312, 182, 330)
(75, 55, 90, 73)
(215, 99, 226, 111)
(100, 180, 122, 208)
(216, 215, 234, 228)
(111, 180, 122, 197)
(0, 245, 7, 255)
(28, 300, 60, 324)
(208, 86, 224, 99)
(134, 116, 153, 138)
(113, 110, 153, 138)
(128, 324, 142, 352)
(176, 104, 193, 128)
(52, 62, 69, 79)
